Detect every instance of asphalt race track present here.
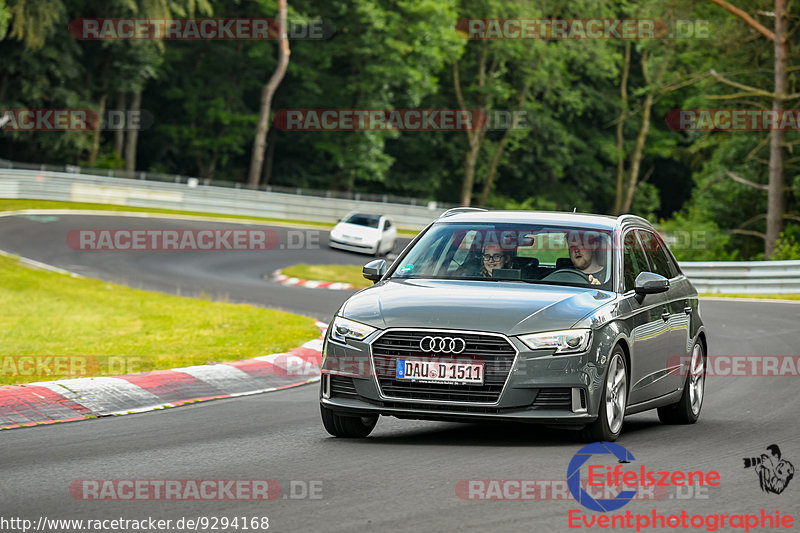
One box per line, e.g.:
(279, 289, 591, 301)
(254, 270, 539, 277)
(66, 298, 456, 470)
(1, 213, 799, 532)
(0, 213, 412, 321)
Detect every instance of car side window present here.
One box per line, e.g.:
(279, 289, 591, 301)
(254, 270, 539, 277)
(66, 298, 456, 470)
(623, 230, 648, 292)
(383, 220, 392, 231)
(654, 232, 681, 277)
(637, 230, 675, 279)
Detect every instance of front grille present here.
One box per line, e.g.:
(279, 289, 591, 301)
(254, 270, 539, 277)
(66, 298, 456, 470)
(330, 375, 358, 398)
(531, 388, 571, 409)
(371, 330, 517, 404)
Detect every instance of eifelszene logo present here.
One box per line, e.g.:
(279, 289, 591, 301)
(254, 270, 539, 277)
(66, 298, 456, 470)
(567, 442, 721, 513)
(743, 444, 795, 494)
(567, 442, 637, 512)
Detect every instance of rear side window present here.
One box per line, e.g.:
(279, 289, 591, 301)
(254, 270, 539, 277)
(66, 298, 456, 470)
(623, 231, 648, 292)
(637, 230, 678, 279)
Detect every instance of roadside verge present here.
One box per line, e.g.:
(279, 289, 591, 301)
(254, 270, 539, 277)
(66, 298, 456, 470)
(0, 325, 325, 430)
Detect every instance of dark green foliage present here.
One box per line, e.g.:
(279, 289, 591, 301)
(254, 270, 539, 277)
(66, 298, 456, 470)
(1, 0, 798, 259)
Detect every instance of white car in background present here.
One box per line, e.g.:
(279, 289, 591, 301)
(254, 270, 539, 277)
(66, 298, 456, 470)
(329, 213, 397, 256)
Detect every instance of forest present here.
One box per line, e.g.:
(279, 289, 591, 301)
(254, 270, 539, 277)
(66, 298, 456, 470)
(2, 0, 800, 260)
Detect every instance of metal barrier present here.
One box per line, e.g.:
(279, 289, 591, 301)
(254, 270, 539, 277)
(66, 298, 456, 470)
(679, 261, 800, 294)
(0, 168, 444, 230)
(0, 158, 450, 208)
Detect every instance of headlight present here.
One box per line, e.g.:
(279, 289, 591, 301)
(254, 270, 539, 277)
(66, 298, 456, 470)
(330, 316, 377, 343)
(518, 329, 592, 354)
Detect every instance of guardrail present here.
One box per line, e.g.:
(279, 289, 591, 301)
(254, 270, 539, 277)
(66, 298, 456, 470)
(679, 261, 800, 294)
(0, 168, 444, 230)
(0, 158, 451, 208)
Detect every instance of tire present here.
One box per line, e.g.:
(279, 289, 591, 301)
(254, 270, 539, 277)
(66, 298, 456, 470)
(373, 240, 383, 257)
(658, 341, 705, 425)
(320, 404, 378, 438)
(581, 349, 628, 442)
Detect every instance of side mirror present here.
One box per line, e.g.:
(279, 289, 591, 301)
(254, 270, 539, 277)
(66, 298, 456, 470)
(362, 259, 387, 284)
(634, 271, 669, 296)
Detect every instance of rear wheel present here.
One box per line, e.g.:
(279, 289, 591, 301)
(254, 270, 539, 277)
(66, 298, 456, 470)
(320, 404, 378, 438)
(373, 240, 383, 257)
(658, 341, 705, 424)
(581, 349, 627, 442)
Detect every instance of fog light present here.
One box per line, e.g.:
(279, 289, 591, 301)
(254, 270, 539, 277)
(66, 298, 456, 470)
(322, 374, 331, 399)
(571, 388, 587, 413)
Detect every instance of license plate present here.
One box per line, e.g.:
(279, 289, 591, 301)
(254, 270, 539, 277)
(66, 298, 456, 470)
(396, 359, 484, 385)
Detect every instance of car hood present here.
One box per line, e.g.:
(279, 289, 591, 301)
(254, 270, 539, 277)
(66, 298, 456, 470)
(341, 278, 616, 335)
(332, 223, 380, 240)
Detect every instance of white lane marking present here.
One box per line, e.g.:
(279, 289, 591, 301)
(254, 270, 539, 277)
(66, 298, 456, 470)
(255, 353, 291, 363)
(0, 249, 83, 277)
(34, 377, 168, 415)
(176, 363, 267, 392)
(302, 339, 324, 352)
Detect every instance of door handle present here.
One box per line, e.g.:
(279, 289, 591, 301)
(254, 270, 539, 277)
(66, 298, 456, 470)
(661, 311, 670, 322)
(684, 306, 693, 315)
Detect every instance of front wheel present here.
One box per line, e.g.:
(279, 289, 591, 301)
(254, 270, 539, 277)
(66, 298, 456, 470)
(320, 404, 378, 438)
(658, 341, 705, 424)
(581, 349, 627, 442)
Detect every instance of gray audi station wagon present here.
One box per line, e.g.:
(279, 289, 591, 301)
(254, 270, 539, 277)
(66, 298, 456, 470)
(320, 209, 707, 441)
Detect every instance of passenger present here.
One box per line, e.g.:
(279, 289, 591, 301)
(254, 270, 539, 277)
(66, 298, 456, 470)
(567, 233, 606, 286)
(481, 244, 512, 277)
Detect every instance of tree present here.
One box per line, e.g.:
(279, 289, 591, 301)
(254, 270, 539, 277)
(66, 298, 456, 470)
(707, 0, 791, 258)
(247, 0, 290, 189)
(0, 1, 10, 39)
(278, 0, 464, 193)
(451, 0, 620, 207)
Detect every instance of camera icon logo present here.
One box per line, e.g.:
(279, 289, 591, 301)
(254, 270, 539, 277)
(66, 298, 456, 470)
(743, 444, 795, 495)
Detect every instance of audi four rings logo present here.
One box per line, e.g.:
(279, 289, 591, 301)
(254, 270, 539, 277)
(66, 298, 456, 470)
(419, 336, 466, 354)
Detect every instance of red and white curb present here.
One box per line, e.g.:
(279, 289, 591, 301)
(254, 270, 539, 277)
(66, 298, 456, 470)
(0, 323, 328, 430)
(270, 269, 360, 290)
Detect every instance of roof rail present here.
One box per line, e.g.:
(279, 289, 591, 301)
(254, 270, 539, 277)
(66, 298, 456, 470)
(438, 207, 488, 219)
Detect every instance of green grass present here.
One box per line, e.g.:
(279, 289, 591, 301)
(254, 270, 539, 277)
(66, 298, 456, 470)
(699, 293, 800, 301)
(281, 264, 371, 288)
(0, 199, 421, 236)
(0, 254, 320, 385)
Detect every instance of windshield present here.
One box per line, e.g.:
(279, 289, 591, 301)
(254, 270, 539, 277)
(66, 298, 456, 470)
(392, 222, 614, 290)
(344, 214, 381, 228)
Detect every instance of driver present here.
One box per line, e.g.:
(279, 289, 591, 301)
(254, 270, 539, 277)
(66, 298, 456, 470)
(481, 243, 512, 277)
(567, 231, 606, 286)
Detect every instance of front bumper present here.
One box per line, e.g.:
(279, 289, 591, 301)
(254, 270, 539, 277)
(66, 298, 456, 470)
(329, 237, 377, 254)
(320, 328, 607, 426)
